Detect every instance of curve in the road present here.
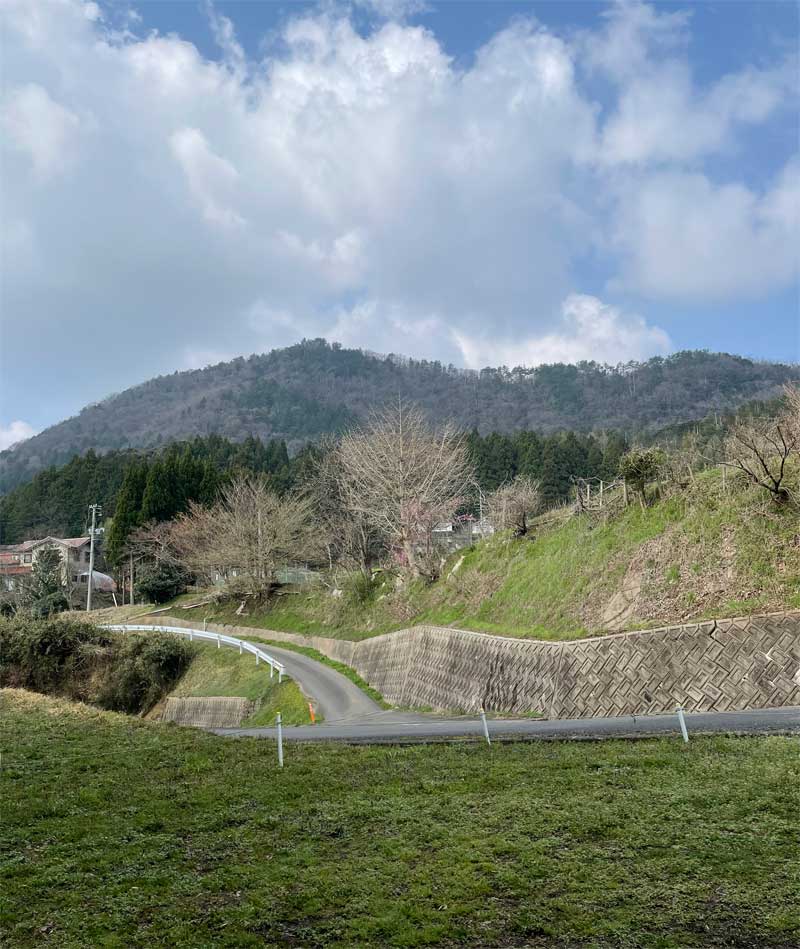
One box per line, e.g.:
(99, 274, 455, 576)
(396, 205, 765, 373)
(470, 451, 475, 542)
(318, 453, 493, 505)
(116, 625, 800, 744)
(261, 643, 381, 722)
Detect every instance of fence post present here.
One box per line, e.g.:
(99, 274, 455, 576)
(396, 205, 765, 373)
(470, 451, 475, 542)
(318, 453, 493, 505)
(480, 707, 491, 746)
(189, 629, 193, 642)
(676, 706, 689, 743)
(203, 618, 207, 631)
(276, 712, 284, 768)
(278, 667, 283, 683)
(239, 641, 243, 655)
(216, 633, 221, 649)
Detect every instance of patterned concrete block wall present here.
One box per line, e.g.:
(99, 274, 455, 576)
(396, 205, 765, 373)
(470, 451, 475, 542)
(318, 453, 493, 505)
(150, 612, 800, 718)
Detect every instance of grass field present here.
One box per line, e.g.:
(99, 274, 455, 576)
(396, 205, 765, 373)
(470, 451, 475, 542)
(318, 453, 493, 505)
(2, 689, 798, 948)
(168, 643, 315, 726)
(192, 466, 800, 642)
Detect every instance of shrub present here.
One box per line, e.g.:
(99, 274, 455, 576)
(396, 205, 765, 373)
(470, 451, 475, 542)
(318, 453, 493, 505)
(346, 570, 382, 606)
(135, 560, 192, 604)
(0, 617, 194, 714)
(0, 616, 111, 697)
(95, 633, 195, 713)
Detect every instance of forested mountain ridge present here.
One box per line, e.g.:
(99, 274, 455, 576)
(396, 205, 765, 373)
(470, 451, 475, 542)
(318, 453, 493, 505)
(3, 340, 797, 492)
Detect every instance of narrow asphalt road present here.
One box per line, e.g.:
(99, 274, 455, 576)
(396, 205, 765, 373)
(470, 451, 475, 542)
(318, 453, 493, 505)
(124, 624, 800, 746)
(215, 705, 800, 743)
(259, 643, 380, 721)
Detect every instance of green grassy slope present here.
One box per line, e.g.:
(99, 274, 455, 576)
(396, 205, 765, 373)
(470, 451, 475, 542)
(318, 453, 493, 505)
(2, 690, 798, 948)
(200, 466, 800, 642)
(169, 644, 314, 726)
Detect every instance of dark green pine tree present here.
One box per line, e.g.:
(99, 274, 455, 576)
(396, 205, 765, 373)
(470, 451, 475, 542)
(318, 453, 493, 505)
(585, 436, 605, 480)
(516, 431, 543, 481)
(106, 461, 148, 564)
(140, 460, 175, 523)
(601, 432, 629, 482)
(538, 437, 572, 507)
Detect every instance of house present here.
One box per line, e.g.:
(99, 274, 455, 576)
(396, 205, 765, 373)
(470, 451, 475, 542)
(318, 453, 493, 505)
(0, 536, 94, 592)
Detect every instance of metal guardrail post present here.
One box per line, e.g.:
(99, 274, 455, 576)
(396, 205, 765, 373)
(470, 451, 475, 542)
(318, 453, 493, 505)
(276, 712, 284, 768)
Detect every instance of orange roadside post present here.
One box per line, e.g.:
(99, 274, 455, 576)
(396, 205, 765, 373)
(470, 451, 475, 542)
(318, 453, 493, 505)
(308, 702, 316, 724)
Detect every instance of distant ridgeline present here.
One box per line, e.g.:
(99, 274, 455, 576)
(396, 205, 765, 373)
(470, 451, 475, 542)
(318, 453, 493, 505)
(0, 392, 782, 559)
(2, 340, 797, 492)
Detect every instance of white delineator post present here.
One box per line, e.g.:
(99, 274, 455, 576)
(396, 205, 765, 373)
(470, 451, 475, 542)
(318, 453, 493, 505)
(480, 707, 491, 745)
(677, 706, 689, 743)
(276, 712, 284, 768)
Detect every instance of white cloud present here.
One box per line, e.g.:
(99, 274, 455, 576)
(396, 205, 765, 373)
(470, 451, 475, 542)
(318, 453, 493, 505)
(169, 127, 245, 228)
(1, 83, 81, 179)
(0, 420, 38, 450)
(611, 162, 800, 300)
(453, 295, 671, 369)
(0, 0, 796, 428)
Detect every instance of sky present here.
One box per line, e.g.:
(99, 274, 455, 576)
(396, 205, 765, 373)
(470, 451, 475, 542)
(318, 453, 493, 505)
(1, 0, 799, 447)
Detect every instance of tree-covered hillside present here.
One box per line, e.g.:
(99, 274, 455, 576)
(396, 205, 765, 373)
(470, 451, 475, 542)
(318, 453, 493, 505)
(2, 341, 796, 491)
(0, 428, 629, 549)
(0, 435, 297, 547)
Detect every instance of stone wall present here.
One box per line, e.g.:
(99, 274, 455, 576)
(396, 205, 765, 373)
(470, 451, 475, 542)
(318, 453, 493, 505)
(162, 696, 253, 728)
(148, 612, 800, 719)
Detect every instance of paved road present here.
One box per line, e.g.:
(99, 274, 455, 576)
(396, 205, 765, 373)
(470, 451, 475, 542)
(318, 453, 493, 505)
(128, 624, 800, 745)
(216, 706, 800, 743)
(260, 643, 380, 721)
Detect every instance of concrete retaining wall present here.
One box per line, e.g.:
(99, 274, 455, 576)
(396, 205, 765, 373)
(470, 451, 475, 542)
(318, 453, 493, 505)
(148, 612, 800, 719)
(162, 696, 253, 728)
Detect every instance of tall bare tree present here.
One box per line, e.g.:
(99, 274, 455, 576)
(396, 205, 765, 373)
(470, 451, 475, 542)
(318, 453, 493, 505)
(170, 475, 318, 593)
(487, 477, 541, 536)
(305, 438, 382, 578)
(335, 402, 473, 578)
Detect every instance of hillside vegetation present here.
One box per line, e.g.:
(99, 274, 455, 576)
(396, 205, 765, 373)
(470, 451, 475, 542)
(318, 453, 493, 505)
(3, 340, 796, 489)
(168, 643, 313, 726)
(208, 465, 800, 641)
(2, 689, 798, 948)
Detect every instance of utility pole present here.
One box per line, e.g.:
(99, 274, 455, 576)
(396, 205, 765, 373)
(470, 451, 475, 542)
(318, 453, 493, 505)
(129, 551, 135, 606)
(86, 503, 101, 612)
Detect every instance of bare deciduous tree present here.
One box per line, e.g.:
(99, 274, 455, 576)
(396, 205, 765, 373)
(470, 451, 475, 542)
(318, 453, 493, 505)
(723, 417, 797, 504)
(305, 438, 383, 579)
(127, 520, 182, 567)
(487, 477, 541, 536)
(784, 384, 800, 441)
(335, 402, 473, 579)
(170, 475, 318, 593)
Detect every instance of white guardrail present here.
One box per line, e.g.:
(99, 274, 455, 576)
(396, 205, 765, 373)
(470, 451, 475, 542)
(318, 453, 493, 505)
(101, 624, 285, 682)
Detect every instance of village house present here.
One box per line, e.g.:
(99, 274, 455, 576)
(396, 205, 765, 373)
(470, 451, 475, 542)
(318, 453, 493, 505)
(0, 536, 95, 593)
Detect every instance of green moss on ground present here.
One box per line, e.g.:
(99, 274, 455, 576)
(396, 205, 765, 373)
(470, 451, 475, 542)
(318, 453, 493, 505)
(2, 689, 798, 948)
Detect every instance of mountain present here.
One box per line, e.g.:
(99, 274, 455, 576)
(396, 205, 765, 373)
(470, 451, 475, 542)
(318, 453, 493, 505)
(3, 339, 797, 492)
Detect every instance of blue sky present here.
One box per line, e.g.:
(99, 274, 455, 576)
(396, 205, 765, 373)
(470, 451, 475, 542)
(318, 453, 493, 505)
(1, 0, 798, 444)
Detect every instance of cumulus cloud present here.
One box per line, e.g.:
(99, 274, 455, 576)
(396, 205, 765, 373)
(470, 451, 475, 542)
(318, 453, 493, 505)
(0, 0, 796, 431)
(0, 420, 38, 451)
(454, 295, 671, 369)
(611, 162, 800, 300)
(1, 83, 81, 179)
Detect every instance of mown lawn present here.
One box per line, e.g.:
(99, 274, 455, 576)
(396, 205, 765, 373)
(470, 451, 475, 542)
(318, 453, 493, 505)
(2, 689, 798, 948)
